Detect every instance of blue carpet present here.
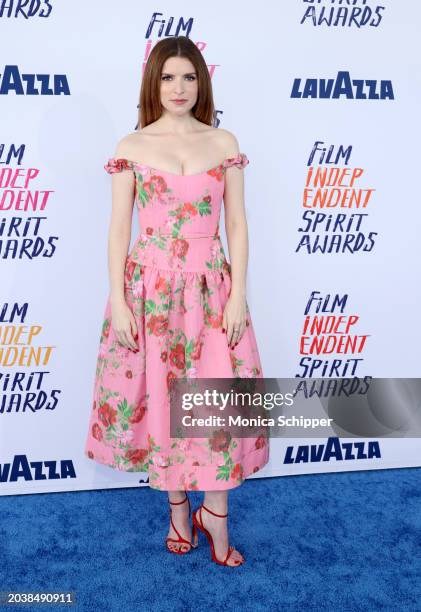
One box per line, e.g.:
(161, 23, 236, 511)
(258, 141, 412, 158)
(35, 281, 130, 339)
(0, 467, 420, 611)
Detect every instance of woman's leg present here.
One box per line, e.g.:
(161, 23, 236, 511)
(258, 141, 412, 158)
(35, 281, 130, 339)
(201, 490, 244, 565)
(167, 490, 192, 553)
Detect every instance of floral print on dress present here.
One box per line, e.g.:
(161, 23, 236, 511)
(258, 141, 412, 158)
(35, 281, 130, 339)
(85, 152, 269, 490)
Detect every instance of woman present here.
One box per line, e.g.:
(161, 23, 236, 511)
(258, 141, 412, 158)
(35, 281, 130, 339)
(85, 36, 269, 567)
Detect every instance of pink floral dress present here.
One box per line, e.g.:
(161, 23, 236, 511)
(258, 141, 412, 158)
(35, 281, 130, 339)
(84, 153, 269, 490)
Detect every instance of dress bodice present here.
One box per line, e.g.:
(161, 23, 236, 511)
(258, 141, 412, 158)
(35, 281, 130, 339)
(104, 153, 249, 239)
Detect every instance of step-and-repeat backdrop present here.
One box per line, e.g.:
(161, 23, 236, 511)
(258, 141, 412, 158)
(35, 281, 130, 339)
(2, 1, 420, 495)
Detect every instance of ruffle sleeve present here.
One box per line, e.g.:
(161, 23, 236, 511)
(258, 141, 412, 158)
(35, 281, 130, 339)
(104, 158, 134, 174)
(222, 153, 249, 170)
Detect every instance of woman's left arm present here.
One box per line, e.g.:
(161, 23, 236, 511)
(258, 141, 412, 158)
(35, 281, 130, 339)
(222, 138, 249, 350)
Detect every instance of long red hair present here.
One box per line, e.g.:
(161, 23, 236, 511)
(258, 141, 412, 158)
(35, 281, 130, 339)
(136, 36, 215, 129)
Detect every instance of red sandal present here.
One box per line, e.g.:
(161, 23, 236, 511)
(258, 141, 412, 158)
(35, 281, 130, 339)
(166, 494, 198, 555)
(192, 504, 245, 566)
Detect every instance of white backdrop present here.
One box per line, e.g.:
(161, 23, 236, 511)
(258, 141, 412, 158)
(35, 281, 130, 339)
(1, 0, 421, 495)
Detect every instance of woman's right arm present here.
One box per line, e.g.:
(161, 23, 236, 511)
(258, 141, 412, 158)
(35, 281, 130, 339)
(107, 139, 138, 352)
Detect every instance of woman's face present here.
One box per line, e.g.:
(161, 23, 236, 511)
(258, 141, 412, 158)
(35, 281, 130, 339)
(160, 56, 198, 116)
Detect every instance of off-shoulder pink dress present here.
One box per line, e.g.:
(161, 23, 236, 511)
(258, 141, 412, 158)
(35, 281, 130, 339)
(84, 153, 269, 490)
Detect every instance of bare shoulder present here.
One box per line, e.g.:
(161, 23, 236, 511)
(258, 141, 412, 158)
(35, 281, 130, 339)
(113, 131, 150, 160)
(214, 128, 240, 157)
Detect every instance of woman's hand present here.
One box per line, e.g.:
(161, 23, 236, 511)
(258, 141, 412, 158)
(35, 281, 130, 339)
(111, 298, 138, 352)
(222, 293, 247, 349)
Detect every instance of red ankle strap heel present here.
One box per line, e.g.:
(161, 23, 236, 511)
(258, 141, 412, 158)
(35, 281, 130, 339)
(192, 503, 245, 567)
(166, 494, 198, 555)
